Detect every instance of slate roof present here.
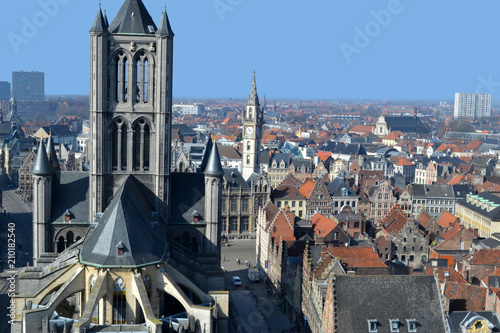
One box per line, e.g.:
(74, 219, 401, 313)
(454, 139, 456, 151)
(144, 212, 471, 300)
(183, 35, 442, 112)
(156, 9, 174, 36)
(411, 184, 455, 198)
(32, 140, 52, 176)
(223, 168, 249, 189)
(458, 192, 500, 220)
(108, 0, 158, 35)
(171, 172, 205, 225)
(326, 177, 357, 198)
(90, 5, 108, 33)
(80, 176, 167, 268)
(269, 153, 291, 168)
(51, 172, 89, 224)
(385, 116, 427, 133)
(335, 275, 445, 333)
(204, 140, 224, 177)
(41, 125, 74, 138)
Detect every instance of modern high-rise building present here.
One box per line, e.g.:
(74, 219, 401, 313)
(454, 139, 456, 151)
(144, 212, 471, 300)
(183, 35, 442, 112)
(454, 92, 491, 119)
(0, 81, 10, 102)
(12, 70, 44, 101)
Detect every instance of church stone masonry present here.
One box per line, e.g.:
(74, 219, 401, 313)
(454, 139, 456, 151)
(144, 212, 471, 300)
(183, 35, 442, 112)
(14, 1, 229, 332)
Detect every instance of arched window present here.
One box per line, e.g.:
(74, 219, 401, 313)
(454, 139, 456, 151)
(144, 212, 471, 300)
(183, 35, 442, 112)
(67, 231, 74, 247)
(112, 120, 128, 171)
(57, 236, 65, 253)
(115, 53, 128, 103)
(113, 277, 126, 324)
(247, 141, 251, 151)
(90, 275, 99, 324)
(135, 53, 150, 104)
(182, 232, 190, 249)
(191, 237, 199, 253)
(133, 120, 150, 171)
(247, 155, 250, 165)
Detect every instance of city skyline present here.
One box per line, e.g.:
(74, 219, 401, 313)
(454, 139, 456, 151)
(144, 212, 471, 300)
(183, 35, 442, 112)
(1, 1, 500, 100)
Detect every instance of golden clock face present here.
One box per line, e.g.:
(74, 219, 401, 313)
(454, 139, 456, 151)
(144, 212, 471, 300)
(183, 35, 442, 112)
(246, 126, 254, 135)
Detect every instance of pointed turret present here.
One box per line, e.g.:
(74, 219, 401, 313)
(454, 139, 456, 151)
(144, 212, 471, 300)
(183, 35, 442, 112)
(90, 5, 109, 33)
(103, 9, 110, 28)
(248, 71, 259, 106)
(108, 0, 157, 35)
(199, 137, 213, 172)
(32, 139, 52, 176)
(204, 143, 224, 178)
(46, 133, 60, 171)
(156, 8, 174, 36)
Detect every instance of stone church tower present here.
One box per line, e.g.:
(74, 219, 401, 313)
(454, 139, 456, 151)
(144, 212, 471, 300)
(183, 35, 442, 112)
(89, 0, 174, 220)
(242, 72, 264, 181)
(21, 2, 228, 332)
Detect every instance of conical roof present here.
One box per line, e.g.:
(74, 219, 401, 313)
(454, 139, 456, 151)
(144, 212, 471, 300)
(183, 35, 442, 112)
(108, 0, 157, 35)
(204, 142, 224, 177)
(199, 137, 213, 172)
(156, 9, 174, 36)
(79, 176, 168, 268)
(89, 5, 109, 33)
(32, 139, 52, 176)
(46, 134, 60, 170)
(248, 71, 259, 106)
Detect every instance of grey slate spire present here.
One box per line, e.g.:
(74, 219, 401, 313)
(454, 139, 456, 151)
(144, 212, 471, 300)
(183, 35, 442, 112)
(32, 139, 52, 176)
(204, 142, 224, 177)
(89, 5, 108, 33)
(103, 9, 110, 28)
(248, 71, 259, 106)
(108, 0, 157, 35)
(46, 133, 60, 171)
(199, 137, 213, 172)
(156, 8, 174, 36)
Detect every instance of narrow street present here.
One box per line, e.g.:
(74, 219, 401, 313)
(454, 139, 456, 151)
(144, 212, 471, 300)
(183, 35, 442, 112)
(221, 239, 296, 333)
(0, 183, 33, 333)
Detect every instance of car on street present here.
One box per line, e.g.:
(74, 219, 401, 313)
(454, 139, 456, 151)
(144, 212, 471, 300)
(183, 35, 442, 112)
(232, 276, 242, 287)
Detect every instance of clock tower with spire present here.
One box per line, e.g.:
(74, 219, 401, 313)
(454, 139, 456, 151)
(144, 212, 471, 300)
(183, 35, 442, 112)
(242, 72, 264, 180)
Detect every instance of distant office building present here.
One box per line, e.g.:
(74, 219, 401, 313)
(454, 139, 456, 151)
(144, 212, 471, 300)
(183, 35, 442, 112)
(172, 103, 204, 115)
(454, 93, 491, 119)
(0, 81, 10, 102)
(12, 71, 44, 101)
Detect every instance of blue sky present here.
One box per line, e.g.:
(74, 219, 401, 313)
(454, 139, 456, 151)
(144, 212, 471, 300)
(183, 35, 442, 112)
(1, 0, 500, 100)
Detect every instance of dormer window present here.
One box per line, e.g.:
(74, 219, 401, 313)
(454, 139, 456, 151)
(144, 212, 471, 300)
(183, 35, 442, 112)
(406, 319, 418, 332)
(191, 210, 201, 223)
(390, 319, 400, 332)
(64, 209, 72, 222)
(116, 241, 124, 256)
(368, 319, 378, 332)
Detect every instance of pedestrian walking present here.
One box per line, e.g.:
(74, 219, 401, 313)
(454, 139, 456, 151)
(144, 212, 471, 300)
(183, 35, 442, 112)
(223, 255, 226, 262)
(245, 260, 248, 267)
(237, 258, 240, 265)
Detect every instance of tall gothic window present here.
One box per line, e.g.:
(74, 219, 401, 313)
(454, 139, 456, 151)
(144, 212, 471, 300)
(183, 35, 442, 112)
(112, 119, 128, 171)
(115, 53, 128, 103)
(133, 119, 151, 171)
(135, 53, 150, 104)
(113, 277, 126, 324)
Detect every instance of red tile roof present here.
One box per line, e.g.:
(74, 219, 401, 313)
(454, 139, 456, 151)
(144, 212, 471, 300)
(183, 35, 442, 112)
(395, 157, 414, 167)
(298, 178, 315, 199)
(327, 247, 386, 268)
(444, 282, 487, 311)
(436, 212, 458, 229)
(418, 211, 433, 229)
(466, 249, 500, 266)
(425, 267, 468, 284)
(381, 205, 407, 236)
(312, 213, 338, 237)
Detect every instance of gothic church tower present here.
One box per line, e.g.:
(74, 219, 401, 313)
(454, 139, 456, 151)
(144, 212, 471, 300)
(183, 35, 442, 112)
(89, 0, 174, 220)
(242, 72, 264, 180)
